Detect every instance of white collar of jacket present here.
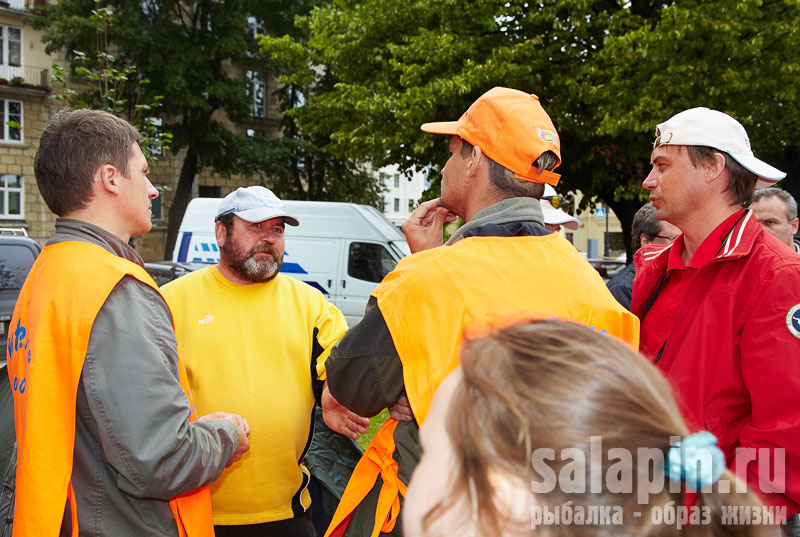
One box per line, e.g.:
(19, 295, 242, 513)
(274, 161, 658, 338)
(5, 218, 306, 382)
(636, 210, 762, 273)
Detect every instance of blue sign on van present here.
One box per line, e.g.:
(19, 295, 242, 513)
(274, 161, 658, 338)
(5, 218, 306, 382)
(177, 232, 219, 263)
(176, 232, 328, 295)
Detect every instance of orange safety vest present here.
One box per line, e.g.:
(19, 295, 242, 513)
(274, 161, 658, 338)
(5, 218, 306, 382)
(7, 241, 214, 537)
(325, 234, 639, 537)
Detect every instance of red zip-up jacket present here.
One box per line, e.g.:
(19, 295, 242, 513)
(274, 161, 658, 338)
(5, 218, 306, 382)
(633, 210, 800, 513)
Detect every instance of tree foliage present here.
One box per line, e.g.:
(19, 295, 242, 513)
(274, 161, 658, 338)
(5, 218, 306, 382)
(253, 13, 386, 205)
(49, 7, 172, 160)
(33, 0, 262, 258)
(262, 0, 800, 258)
(33, 0, 385, 259)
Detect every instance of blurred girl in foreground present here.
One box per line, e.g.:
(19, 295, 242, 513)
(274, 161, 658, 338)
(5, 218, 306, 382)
(403, 321, 773, 537)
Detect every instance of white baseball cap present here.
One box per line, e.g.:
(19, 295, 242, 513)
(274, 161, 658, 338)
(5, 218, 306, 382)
(542, 184, 580, 230)
(654, 107, 785, 188)
(215, 186, 299, 226)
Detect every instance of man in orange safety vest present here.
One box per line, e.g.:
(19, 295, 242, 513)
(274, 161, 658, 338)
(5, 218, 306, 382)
(323, 87, 639, 537)
(7, 109, 250, 537)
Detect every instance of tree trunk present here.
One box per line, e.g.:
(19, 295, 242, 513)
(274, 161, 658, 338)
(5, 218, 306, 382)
(163, 147, 200, 259)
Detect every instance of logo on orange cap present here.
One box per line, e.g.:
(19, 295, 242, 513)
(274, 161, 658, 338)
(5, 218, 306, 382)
(420, 87, 562, 185)
(537, 128, 558, 144)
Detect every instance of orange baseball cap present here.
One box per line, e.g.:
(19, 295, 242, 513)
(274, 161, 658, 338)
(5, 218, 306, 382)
(420, 87, 562, 185)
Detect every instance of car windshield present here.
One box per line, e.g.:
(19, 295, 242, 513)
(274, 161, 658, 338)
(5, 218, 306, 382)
(0, 245, 37, 290)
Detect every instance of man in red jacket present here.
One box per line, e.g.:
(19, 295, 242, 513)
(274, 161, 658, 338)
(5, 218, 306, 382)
(632, 107, 800, 526)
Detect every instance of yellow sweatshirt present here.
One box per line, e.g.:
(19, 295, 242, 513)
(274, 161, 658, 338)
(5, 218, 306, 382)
(162, 266, 347, 525)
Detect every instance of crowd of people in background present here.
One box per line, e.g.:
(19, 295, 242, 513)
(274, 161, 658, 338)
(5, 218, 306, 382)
(4, 86, 800, 537)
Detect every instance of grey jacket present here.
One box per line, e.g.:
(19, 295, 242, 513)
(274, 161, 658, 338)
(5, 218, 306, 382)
(50, 219, 238, 537)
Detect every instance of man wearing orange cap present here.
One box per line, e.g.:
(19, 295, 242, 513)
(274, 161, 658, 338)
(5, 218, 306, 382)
(322, 87, 639, 537)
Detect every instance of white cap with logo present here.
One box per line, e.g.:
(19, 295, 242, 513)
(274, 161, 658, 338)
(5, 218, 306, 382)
(215, 186, 299, 226)
(542, 184, 580, 230)
(654, 107, 785, 189)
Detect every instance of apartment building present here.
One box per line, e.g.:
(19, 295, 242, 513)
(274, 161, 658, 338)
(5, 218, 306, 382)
(380, 165, 428, 227)
(0, 0, 59, 242)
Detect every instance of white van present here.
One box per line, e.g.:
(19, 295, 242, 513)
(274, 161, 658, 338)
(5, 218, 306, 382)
(172, 198, 410, 326)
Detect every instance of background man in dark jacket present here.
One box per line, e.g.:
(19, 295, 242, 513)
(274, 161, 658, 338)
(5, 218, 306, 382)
(606, 202, 679, 309)
(752, 188, 800, 253)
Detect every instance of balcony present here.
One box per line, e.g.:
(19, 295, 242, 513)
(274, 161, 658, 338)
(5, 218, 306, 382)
(0, 65, 49, 92)
(0, 0, 41, 11)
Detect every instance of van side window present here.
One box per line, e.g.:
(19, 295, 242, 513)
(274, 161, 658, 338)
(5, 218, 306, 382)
(348, 242, 397, 283)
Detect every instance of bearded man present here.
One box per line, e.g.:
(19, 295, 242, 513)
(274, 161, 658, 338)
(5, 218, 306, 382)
(162, 186, 366, 537)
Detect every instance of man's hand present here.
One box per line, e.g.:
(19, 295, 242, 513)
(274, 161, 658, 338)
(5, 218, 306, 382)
(200, 412, 251, 467)
(388, 395, 414, 422)
(322, 383, 370, 440)
(401, 199, 459, 253)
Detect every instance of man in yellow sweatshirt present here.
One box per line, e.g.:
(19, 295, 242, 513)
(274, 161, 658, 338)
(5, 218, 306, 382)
(163, 186, 368, 537)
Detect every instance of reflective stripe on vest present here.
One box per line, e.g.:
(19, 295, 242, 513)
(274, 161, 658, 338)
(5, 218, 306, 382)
(326, 235, 640, 536)
(7, 241, 214, 537)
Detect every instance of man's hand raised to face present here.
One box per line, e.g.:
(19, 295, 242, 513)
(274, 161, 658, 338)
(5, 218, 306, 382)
(401, 199, 459, 253)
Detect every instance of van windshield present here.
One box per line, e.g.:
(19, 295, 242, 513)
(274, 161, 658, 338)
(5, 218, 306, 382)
(349, 242, 399, 283)
(389, 240, 410, 258)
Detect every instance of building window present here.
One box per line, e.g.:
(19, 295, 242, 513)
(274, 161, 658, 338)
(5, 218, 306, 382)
(0, 175, 23, 219)
(0, 99, 22, 142)
(393, 198, 400, 212)
(393, 174, 399, 188)
(246, 16, 265, 39)
(151, 184, 163, 220)
(145, 117, 163, 156)
(198, 185, 221, 198)
(603, 231, 625, 257)
(246, 70, 266, 119)
(246, 128, 265, 138)
(0, 26, 22, 68)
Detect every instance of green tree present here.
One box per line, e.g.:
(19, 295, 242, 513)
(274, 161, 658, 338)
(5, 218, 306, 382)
(35, 0, 387, 258)
(252, 6, 385, 205)
(33, 0, 264, 258)
(263, 0, 800, 259)
(49, 6, 172, 159)
(588, 0, 800, 212)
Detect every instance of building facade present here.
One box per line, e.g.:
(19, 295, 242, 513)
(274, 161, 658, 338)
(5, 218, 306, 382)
(0, 0, 60, 242)
(379, 165, 428, 227)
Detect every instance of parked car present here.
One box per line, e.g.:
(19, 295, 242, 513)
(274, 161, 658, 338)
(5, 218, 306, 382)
(0, 228, 41, 532)
(586, 258, 627, 281)
(0, 230, 42, 339)
(143, 261, 212, 287)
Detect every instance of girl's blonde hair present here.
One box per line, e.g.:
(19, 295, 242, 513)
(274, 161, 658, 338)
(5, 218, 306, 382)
(425, 320, 771, 537)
